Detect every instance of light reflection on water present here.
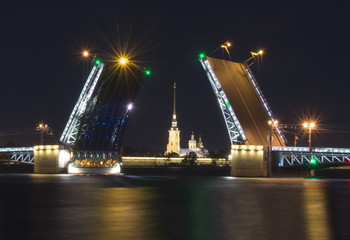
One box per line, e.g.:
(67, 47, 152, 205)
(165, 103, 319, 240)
(1, 174, 350, 240)
(303, 181, 331, 240)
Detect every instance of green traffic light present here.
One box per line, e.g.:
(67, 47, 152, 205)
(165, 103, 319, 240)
(144, 69, 151, 76)
(198, 52, 206, 59)
(94, 59, 101, 65)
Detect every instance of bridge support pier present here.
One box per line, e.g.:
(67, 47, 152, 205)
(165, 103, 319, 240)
(33, 145, 71, 174)
(231, 145, 268, 177)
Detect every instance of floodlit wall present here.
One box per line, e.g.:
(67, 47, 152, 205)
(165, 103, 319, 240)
(231, 145, 268, 177)
(33, 145, 70, 173)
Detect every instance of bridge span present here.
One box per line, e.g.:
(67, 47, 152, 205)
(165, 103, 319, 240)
(2, 145, 350, 169)
(1, 52, 347, 176)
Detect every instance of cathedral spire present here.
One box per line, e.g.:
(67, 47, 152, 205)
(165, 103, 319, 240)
(172, 82, 177, 128)
(166, 82, 180, 155)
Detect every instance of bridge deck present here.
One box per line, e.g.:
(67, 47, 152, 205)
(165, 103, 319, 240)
(206, 57, 284, 146)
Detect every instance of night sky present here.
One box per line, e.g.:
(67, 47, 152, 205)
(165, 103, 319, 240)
(1, 1, 350, 151)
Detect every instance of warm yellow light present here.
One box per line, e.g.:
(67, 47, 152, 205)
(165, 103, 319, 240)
(82, 51, 89, 57)
(119, 58, 129, 64)
(251, 50, 264, 56)
(268, 120, 278, 126)
(303, 122, 316, 129)
(226, 42, 231, 47)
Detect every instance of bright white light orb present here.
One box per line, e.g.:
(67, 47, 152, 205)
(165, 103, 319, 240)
(127, 103, 133, 110)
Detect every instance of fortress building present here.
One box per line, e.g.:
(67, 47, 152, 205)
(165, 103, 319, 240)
(165, 83, 207, 157)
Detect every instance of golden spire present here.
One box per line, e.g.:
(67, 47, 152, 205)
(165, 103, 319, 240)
(172, 82, 177, 128)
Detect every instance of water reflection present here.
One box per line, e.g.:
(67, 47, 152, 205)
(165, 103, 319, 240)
(97, 188, 162, 239)
(303, 180, 331, 240)
(1, 175, 350, 240)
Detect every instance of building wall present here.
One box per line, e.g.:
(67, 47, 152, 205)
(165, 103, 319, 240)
(33, 145, 70, 173)
(166, 128, 180, 154)
(231, 145, 268, 177)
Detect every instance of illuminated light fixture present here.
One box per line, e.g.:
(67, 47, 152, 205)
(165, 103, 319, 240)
(119, 58, 129, 64)
(82, 51, 89, 57)
(310, 159, 317, 164)
(268, 120, 279, 126)
(198, 52, 206, 59)
(251, 50, 264, 56)
(221, 41, 232, 48)
(257, 146, 263, 150)
(221, 41, 232, 56)
(127, 103, 133, 110)
(144, 69, 151, 76)
(94, 58, 102, 65)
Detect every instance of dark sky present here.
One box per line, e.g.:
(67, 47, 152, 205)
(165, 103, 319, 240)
(1, 1, 350, 150)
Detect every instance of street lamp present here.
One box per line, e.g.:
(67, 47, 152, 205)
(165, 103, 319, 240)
(82, 50, 90, 57)
(243, 49, 264, 65)
(267, 120, 278, 177)
(221, 41, 232, 60)
(303, 121, 316, 152)
(36, 122, 50, 145)
(119, 57, 129, 65)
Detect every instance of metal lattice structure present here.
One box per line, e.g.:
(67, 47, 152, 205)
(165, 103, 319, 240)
(59, 58, 144, 168)
(200, 58, 246, 144)
(60, 63, 105, 145)
(0, 147, 34, 164)
(273, 146, 350, 166)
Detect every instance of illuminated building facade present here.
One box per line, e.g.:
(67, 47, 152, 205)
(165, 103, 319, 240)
(165, 83, 207, 157)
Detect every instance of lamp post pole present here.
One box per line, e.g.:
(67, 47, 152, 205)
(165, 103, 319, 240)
(308, 127, 312, 152)
(303, 122, 315, 153)
(36, 122, 49, 145)
(267, 120, 278, 177)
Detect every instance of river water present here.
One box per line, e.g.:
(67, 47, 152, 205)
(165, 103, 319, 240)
(0, 173, 349, 240)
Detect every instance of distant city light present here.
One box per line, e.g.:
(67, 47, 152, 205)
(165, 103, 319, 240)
(82, 51, 89, 57)
(199, 52, 206, 59)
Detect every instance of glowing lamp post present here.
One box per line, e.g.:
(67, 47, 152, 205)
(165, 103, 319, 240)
(243, 50, 264, 65)
(221, 41, 232, 60)
(303, 122, 316, 152)
(82, 51, 90, 57)
(267, 120, 278, 177)
(36, 123, 50, 145)
(119, 58, 129, 65)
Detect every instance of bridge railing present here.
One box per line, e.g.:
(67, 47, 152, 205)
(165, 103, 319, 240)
(0, 147, 34, 164)
(273, 146, 350, 166)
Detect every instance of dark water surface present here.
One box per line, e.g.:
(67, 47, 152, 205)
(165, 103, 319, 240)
(0, 174, 350, 240)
